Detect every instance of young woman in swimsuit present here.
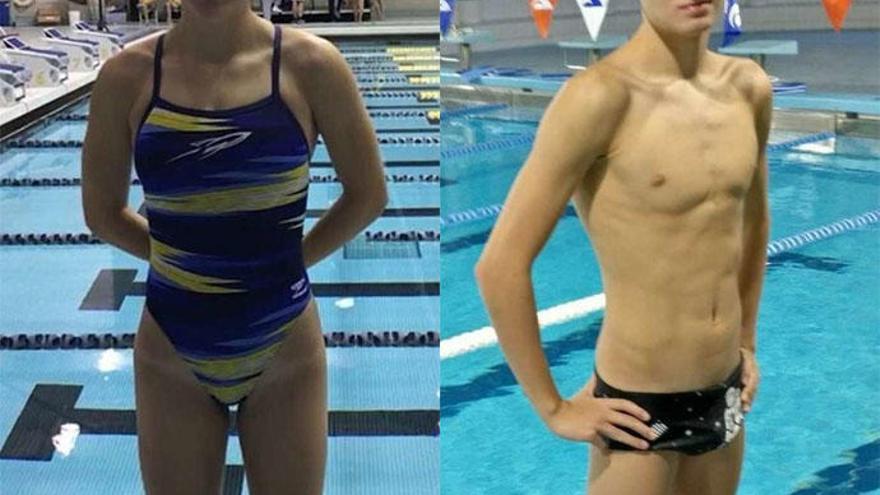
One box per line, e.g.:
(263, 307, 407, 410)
(476, 0, 770, 493)
(82, 4, 386, 493)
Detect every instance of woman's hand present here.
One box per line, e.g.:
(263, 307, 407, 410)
(544, 376, 656, 450)
(739, 348, 760, 413)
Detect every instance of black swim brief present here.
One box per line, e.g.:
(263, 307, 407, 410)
(592, 359, 745, 456)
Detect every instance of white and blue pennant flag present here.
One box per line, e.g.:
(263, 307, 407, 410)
(576, 0, 608, 42)
(441, 0, 455, 36)
(723, 0, 742, 47)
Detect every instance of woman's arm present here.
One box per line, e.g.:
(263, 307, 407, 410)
(296, 36, 387, 268)
(474, 68, 654, 448)
(82, 51, 152, 261)
(738, 64, 773, 412)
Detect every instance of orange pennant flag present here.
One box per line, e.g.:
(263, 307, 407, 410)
(822, 0, 851, 32)
(529, 0, 556, 39)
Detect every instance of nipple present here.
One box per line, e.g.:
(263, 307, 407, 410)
(650, 174, 666, 187)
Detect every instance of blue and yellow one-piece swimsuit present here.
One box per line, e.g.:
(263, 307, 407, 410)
(133, 26, 313, 405)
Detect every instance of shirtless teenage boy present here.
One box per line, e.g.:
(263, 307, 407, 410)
(475, 1, 771, 493)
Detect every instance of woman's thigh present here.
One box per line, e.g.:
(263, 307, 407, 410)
(235, 299, 328, 495)
(134, 307, 231, 495)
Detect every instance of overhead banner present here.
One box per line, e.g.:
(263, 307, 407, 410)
(722, 0, 742, 47)
(440, 0, 455, 36)
(821, 0, 851, 32)
(575, 0, 608, 42)
(529, 0, 556, 39)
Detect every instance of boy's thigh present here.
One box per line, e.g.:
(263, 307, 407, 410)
(588, 444, 680, 495)
(675, 429, 745, 495)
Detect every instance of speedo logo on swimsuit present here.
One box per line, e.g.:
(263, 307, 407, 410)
(290, 278, 309, 299)
(649, 421, 669, 438)
(168, 131, 253, 164)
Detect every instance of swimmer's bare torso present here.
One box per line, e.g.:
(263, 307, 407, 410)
(576, 49, 768, 391)
(475, 28, 771, 438)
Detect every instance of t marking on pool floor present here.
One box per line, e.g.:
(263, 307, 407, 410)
(0, 384, 439, 461)
(134, 203, 439, 218)
(79, 269, 141, 310)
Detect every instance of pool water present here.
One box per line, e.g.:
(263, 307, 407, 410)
(440, 106, 880, 494)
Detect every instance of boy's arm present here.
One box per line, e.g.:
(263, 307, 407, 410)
(738, 61, 773, 412)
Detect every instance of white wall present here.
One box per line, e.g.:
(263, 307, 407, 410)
(385, 0, 436, 18)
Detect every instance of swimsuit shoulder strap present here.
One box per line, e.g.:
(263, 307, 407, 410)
(151, 33, 165, 101)
(271, 25, 282, 98)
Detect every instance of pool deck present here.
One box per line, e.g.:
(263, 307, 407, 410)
(442, 70, 880, 116)
(774, 92, 880, 115)
(0, 21, 437, 131)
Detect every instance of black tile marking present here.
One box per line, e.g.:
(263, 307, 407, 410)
(329, 410, 439, 436)
(130, 282, 146, 296)
(311, 282, 439, 297)
(79, 269, 138, 310)
(0, 384, 439, 461)
(81, 270, 437, 311)
(306, 207, 439, 218)
(132, 206, 438, 219)
(0, 384, 80, 461)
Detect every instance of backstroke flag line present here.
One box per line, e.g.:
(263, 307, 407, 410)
(722, 0, 742, 47)
(575, 0, 608, 42)
(529, 0, 556, 39)
(440, 0, 455, 36)
(821, 0, 851, 32)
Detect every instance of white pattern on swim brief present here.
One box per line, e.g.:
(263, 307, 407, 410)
(723, 386, 744, 443)
(649, 421, 669, 438)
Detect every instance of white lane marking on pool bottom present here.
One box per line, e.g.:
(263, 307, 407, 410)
(441, 208, 880, 360)
(440, 293, 606, 360)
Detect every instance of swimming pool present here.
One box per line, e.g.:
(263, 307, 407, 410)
(440, 104, 880, 494)
(0, 39, 440, 495)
